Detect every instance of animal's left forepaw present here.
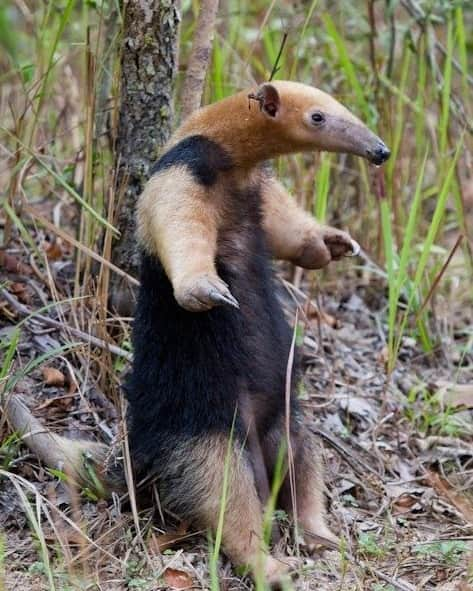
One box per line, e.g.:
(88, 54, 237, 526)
(295, 226, 360, 269)
(323, 228, 360, 259)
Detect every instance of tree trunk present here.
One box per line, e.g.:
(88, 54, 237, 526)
(111, 0, 180, 314)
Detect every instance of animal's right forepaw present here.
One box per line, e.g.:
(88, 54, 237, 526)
(174, 273, 240, 312)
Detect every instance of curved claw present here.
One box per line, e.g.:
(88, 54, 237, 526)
(209, 289, 240, 309)
(344, 239, 361, 257)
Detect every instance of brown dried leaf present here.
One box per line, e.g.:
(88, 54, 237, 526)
(42, 367, 66, 387)
(9, 282, 31, 304)
(43, 240, 64, 261)
(392, 493, 419, 515)
(426, 470, 473, 524)
(0, 252, 32, 275)
(36, 394, 73, 412)
(456, 580, 473, 591)
(44, 526, 83, 545)
(307, 306, 339, 328)
(378, 345, 389, 367)
(149, 532, 187, 554)
(163, 568, 193, 589)
(148, 522, 188, 554)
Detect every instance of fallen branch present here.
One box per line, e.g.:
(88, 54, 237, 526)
(312, 426, 382, 480)
(363, 563, 416, 591)
(4, 395, 107, 484)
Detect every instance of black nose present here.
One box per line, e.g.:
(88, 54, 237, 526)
(368, 142, 391, 165)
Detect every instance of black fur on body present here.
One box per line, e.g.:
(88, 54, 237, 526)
(126, 135, 297, 519)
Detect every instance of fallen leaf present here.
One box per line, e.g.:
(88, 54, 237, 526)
(163, 568, 193, 589)
(425, 470, 473, 524)
(9, 282, 31, 304)
(307, 305, 339, 328)
(148, 531, 188, 554)
(42, 239, 64, 261)
(0, 252, 32, 275)
(378, 345, 389, 367)
(339, 396, 377, 421)
(148, 522, 188, 555)
(392, 493, 419, 515)
(435, 381, 473, 409)
(44, 526, 83, 545)
(36, 394, 73, 412)
(42, 367, 66, 387)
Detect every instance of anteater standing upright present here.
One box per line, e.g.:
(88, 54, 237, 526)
(6, 81, 390, 584)
(130, 81, 390, 581)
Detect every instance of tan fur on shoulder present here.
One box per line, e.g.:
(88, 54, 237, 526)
(136, 167, 235, 311)
(137, 167, 219, 280)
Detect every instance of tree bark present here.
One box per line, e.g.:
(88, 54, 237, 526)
(111, 0, 180, 314)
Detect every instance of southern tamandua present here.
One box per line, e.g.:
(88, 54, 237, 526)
(6, 81, 390, 584)
(130, 81, 390, 581)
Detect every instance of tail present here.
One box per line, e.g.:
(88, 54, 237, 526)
(4, 395, 121, 497)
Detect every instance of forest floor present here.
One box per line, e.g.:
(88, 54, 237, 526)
(1, 240, 472, 591)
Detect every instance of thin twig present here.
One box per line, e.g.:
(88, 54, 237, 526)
(23, 203, 139, 286)
(363, 563, 416, 591)
(1, 288, 132, 360)
(243, 0, 277, 70)
(311, 426, 381, 479)
(399, 0, 473, 134)
(285, 309, 298, 546)
(268, 32, 288, 82)
(414, 234, 464, 322)
(0, 469, 124, 566)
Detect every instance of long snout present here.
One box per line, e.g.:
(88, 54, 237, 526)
(349, 123, 391, 165)
(322, 115, 391, 165)
(344, 122, 391, 165)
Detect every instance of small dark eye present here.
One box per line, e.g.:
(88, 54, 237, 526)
(311, 112, 325, 125)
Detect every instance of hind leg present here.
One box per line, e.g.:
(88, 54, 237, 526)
(157, 433, 292, 583)
(263, 417, 338, 547)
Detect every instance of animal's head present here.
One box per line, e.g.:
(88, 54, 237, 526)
(248, 81, 390, 165)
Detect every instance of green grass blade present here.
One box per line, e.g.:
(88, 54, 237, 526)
(386, 43, 411, 182)
(394, 139, 463, 358)
(289, 0, 319, 79)
(209, 412, 237, 590)
(439, 13, 453, 156)
(0, 328, 20, 382)
(322, 13, 370, 119)
(313, 153, 331, 223)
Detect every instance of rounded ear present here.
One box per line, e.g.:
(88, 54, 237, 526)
(248, 83, 280, 118)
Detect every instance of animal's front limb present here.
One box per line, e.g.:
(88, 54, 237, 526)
(261, 177, 359, 268)
(137, 170, 238, 311)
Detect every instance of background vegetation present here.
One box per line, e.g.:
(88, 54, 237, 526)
(0, 0, 472, 589)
